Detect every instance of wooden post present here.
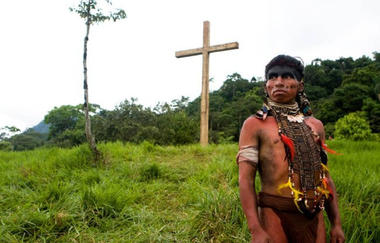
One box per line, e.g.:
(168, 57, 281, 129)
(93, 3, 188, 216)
(175, 21, 239, 146)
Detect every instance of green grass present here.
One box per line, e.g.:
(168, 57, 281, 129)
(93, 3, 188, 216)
(0, 140, 378, 242)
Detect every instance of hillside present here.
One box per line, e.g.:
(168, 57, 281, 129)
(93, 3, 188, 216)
(32, 121, 49, 134)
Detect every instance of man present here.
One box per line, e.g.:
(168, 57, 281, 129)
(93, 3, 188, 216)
(237, 55, 345, 243)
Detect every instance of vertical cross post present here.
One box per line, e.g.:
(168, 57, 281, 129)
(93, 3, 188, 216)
(201, 21, 210, 146)
(175, 21, 239, 146)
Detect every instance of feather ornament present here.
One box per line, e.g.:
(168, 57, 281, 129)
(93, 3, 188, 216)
(322, 177, 334, 200)
(280, 133, 295, 162)
(317, 186, 330, 199)
(321, 143, 341, 155)
(277, 178, 304, 213)
(321, 163, 329, 172)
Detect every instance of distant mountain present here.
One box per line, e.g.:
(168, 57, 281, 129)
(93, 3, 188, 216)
(32, 121, 50, 134)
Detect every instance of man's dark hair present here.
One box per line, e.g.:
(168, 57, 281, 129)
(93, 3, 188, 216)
(265, 55, 304, 81)
(264, 54, 312, 115)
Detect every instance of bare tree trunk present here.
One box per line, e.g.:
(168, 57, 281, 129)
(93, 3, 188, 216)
(83, 7, 100, 161)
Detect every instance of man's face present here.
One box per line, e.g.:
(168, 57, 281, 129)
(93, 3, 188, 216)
(265, 68, 302, 104)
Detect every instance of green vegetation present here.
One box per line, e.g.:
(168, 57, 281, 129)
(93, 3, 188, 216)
(0, 141, 378, 242)
(335, 112, 373, 141)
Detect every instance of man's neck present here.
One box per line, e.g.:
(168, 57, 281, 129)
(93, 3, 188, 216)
(267, 98, 299, 111)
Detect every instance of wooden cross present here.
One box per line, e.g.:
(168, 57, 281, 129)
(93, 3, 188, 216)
(175, 21, 239, 146)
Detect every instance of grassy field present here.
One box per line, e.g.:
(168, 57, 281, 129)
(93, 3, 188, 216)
(0, 140, 379, 242)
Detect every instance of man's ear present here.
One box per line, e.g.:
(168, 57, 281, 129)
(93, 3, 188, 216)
(298, 81, 304, 92)
(264, 83, 269, 97)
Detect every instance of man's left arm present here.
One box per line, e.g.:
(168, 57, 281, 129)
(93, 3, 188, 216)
(314, 118, 345, 243)
(325, 175, 345, 243)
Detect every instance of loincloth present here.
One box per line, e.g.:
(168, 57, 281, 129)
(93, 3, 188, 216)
(258, 192, 323, 243)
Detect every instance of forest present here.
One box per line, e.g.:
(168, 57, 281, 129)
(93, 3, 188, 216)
(1, 52, 379, 151)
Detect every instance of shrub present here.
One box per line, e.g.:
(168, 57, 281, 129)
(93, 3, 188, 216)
(140, 163, 161, 181)
(0, 141, 13, 151)
(334, 112, 372, 140)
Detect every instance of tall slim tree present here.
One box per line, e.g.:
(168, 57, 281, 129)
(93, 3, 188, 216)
(70, 0, 126, 161)
(0, 126, 20, 141)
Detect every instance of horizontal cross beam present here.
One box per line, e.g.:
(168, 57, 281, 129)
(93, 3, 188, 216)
(175, 42, 239, 58)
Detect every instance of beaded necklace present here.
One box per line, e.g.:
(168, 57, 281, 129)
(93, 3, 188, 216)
(260, 100, 330, 218)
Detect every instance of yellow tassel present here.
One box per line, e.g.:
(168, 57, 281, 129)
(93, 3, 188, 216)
(277, 178, 292, 192)
(317, 186, 330, 199)
(293, 198, 303, 213)
(321, 163, 329, 172)
(277, 178, 304, 213)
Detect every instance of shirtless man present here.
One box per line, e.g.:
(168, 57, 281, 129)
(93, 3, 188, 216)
(237, 55, 345, 243)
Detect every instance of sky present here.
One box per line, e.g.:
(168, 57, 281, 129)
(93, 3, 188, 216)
(1, 0, 379, 131)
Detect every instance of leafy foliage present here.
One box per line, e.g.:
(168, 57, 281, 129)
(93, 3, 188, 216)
(334, 112, 372, 140)
(44, 105, 86, 147)
(70, 0, 126, 23)
(93, 98, 199, 145)
(0, 141, 12, 151)
(362, 98, 380, 133)
(310, 52, 380, 135)
(186, 73, 264, 143)
(8, 129, 48, 151)
(0, 126, 20, 141)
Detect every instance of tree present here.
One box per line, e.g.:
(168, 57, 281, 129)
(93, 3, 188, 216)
(0, 141, 12, 151)
(44, 104, 102, 147)
(44, 105, 86, 147)
(303, 83, 328, 101)
(304, 63, 328, 88)
(44, 105, 83, 139)
(0, 126, 20, 151)
(70, 0, 126, 161)
(342, 66, 378, 88)
(0, 126, 20, 141)
(333, 83, 370, 113)
(361, 98, 380, 133)
(92, 98, 157, 143)
(218, 73, 255, 102)
(313, 97, 344, 124)
(185, 74, 264, 143)
(154, 99, 198, 145)
(9, 129, 48, 151)
(375, 83, 380, 102)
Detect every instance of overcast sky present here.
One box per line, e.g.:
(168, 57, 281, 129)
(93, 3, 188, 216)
(1, 0, 379, 131)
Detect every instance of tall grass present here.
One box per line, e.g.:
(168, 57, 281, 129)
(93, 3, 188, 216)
(0, 140, 378, 242)
(324, 140, 379, 243)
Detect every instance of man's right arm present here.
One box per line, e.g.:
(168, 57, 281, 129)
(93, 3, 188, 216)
(238, 118, 271, 242)
(239, 162, 270, 242)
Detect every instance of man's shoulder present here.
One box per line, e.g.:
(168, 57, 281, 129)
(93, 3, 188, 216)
(243, 115, 259, 123)
(242, 114, 276, 133)
(304, 116, 324, 127)
(240, 115, 277, 147)
(304, 116, 325, 139)
(243, 114, 272, 125)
